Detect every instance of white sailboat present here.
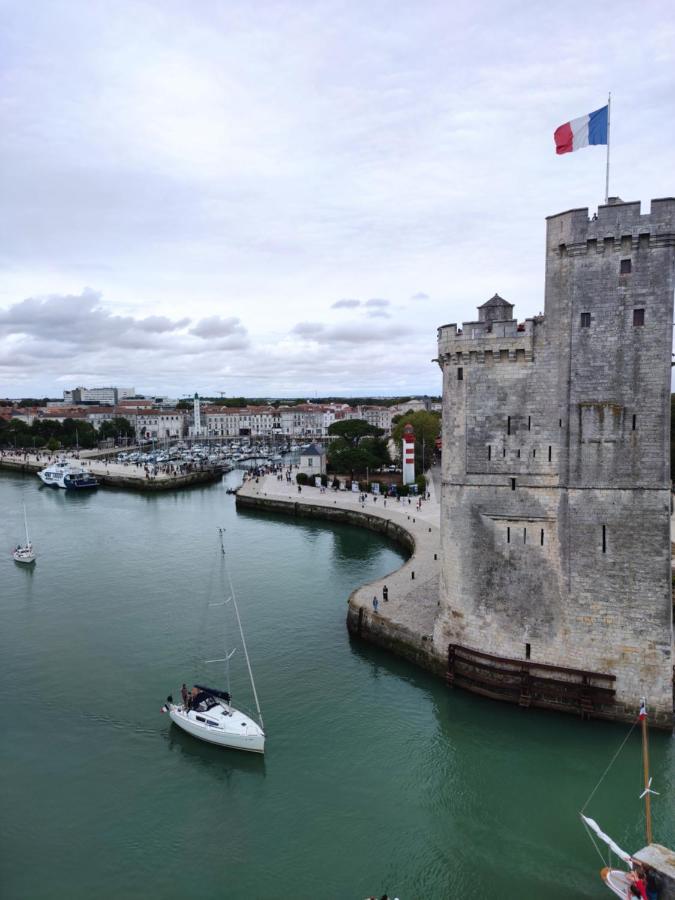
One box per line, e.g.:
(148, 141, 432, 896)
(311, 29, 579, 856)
(580, 700, 664, 898)
(12, 504, 36, 565)
(162, 528, 265, 754)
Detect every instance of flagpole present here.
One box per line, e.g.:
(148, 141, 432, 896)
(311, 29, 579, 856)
(604, 92, 611, 204)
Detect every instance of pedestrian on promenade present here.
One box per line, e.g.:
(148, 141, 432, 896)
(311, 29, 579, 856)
(383, 585, 388, 601)
(372, 596, 378, 612)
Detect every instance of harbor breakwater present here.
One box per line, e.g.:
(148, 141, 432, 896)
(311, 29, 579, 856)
(0, 457, 222, 492)
(236, 480, 444, 678)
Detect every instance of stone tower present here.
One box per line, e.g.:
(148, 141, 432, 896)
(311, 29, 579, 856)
(435, 198, 675, 727)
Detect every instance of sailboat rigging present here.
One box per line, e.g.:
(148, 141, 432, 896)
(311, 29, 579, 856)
(581, 700, 664, 898)
(161, 528, 265, 754)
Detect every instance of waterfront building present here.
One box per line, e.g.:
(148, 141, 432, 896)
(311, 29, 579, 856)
(435, 198, 675, 726)
(299, 443, 327, 476)
(135, 409, 186, 441)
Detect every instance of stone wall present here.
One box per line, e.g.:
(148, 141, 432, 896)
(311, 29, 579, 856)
(435, 198, 675, 727)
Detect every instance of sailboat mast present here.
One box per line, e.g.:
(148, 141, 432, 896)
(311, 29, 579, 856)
(23, 503, 30, 545)
(218, 529, 264, 731)
(640, 699, 653, 845)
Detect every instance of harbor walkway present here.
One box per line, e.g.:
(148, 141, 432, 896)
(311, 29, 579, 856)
(236, 468, 442, 666)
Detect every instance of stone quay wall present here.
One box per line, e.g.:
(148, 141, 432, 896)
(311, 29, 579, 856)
(236, 476, 444, 676)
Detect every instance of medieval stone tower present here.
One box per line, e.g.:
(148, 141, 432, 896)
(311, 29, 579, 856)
(435, 198, 675, 726)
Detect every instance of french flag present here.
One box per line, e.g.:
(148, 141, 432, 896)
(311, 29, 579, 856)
(554, 105, 608, 155)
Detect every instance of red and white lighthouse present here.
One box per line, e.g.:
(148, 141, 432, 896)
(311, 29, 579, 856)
(402, 423, 415, 485)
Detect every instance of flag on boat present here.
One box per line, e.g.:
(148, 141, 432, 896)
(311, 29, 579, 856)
(554, 105, 608, 155)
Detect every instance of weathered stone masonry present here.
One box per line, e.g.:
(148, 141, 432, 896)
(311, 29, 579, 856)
(435, 198, 675, 727)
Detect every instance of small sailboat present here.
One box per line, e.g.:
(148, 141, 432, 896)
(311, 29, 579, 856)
(580, 700, 665, 898)
(12, 504, 36, 565)
(162, 528, 265, 754)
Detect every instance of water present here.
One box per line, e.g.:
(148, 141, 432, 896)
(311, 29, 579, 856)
(1, 470, 673, 899)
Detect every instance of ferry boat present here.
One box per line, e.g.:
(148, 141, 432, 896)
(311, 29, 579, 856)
(38, 460, 99, 490)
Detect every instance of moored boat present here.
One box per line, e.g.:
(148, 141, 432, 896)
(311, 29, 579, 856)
(38, 460, 99, 490)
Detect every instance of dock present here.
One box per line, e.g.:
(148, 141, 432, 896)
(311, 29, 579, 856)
(0, 451, 222, 492)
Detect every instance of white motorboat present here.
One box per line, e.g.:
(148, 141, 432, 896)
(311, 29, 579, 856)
(12, 504, 36, 565)
(38, 460, 99, 490)
(162, 528, 265, 754)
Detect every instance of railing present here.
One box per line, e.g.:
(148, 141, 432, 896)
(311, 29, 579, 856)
(446, 644, 615, 719)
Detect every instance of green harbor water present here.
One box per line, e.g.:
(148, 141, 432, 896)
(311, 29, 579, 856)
(1, 470, 674, 900)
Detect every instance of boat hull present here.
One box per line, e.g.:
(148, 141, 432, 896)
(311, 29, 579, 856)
(601, 867, 632, 898)
(13, 551, 36, 564)
(168, 705, 264, 754)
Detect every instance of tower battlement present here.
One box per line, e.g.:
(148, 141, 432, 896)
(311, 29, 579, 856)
(546, 197, 675, 255)
(434, 198, 675, 727)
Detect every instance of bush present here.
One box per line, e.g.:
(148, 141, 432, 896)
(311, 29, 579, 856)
(416, 474, 427, 494)
(358, 480, 368, 493)
(296, 472, 309, 485)
(398, 484, 410, 497)
(335, 477, 343, 490)
(320, 473, 328, 487)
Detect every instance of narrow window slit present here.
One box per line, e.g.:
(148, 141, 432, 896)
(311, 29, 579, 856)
(525, 643, 531, 660)
(540, 529, 544, 546)
(602, 525, 606, 553)
(506, 527, 510, 544)
(548, 445, 552, 462)
(523, 528, 527, 544)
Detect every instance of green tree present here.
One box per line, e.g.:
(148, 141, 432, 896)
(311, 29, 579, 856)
(391, 410, 440, 474)
(327, 418, 382, 447)
(98, 417, 135, 441)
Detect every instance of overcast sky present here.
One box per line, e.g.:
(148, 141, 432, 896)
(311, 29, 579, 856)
(1, 0, 673, 399)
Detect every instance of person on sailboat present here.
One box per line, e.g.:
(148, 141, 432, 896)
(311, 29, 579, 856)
(181, 684, 189, 708)
(628, 865, 648, 900)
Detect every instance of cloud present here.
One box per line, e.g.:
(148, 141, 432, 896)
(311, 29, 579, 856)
(410, 292, 429, 301)
(0, 290, 251, 388)
(366, 310, 391, 319)
(331, 298, 361, 309)
(291, 320, 405, 345)
(364, 298, 390, 308)
(189, 315, 247, 339)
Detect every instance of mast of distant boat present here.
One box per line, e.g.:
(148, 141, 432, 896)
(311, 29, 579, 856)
(218, 528, 264, 731)
(639, 699, 656, 845)
(23, 503, 31, 547)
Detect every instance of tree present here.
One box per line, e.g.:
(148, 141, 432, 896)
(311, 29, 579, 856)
(327, 419, 382, 448)
(327, 435, 390, 479)
(98, 417, 135, 441)
(391, 410, 440, 474)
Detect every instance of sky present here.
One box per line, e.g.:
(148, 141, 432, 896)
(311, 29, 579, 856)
(1, 0, 674, 399)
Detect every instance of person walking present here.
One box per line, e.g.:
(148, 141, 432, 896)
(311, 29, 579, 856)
(372, 596, 379, 612)
(383, 585, 389, 602)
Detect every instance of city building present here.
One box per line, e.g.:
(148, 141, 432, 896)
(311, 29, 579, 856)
(435, 198, 675, 726)
(63, 386, 135, 405)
